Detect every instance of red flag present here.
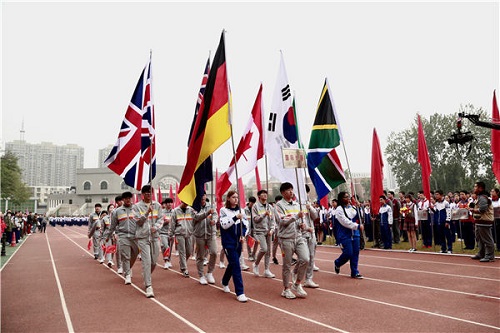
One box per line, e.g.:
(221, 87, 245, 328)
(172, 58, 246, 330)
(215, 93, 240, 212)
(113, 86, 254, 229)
(417, 115, 432, 200)
(217, 84, 264, 201)
(87, 239, 92, 251)
(255, 165, 262, 192)
(151, 187, 156, 202)
(320, 195, 329, 209)
(247, 235, 256, 248)
(174, 183, 181, 207)
(157, 187, 163, 204)
(163, 247, 170, 258)
(238, 178, 246, 205)
(370, 128, 384, 215)
(492, 90, 500, 183)
(105, 244, 117, 254)
(169, 184, 173, 199)
(215, 169, 223, 214)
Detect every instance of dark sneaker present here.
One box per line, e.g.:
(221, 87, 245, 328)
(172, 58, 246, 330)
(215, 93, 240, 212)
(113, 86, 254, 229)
(334, 263, 340, 274)
(351, 274, 363, 279)
(272, 257, 279, 265)
(471, 255, 481, 260)
(479, 258, 494, 262)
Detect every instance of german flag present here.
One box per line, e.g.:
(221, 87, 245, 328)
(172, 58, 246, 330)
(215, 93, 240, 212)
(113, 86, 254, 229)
(178, 31, 231, 206)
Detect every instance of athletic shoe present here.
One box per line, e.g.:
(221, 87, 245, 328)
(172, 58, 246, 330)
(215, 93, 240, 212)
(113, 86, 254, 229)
(236, 294, 248, 302)
(219, 262, 226, 269)
(138, 254, 142, 261)
(248, 255, 255, 262)
(94, 254, 98, 260)
(313, 265, 319, 271)
(164, 261, 172, 269)
(291, 258, 298, 266)
(117, 267, 123, 274)
(281, 289, 296, 299)
(252, 263, 259, 276)
(183, 270, 190, 278)
(471, 255, 481, 260)
(272, 257, 279, 265)
(480, 257, 495, 262)
(203, 258, 209, 266)
(334, 263, 340, 274)
(447, 251, 452, 254)
(190, 255, 196, 260)
(351, 274, 363, 279)
(264, 269, 275, 278)
(206, 273, 215, 284)
(98, 258, 104, 264)
(241, 264, 249, 271)
(174, 251, 179, 256)
(199, 276, 208, 285)
(222, 284, 230, 293)
(291, 283, 307, 298)
(145, 286, 154, 298)
(107, 261, 114, 267)
(124, 274, 131, 285)
(408, 248, 414, 253)
(303, 279, 319, 288)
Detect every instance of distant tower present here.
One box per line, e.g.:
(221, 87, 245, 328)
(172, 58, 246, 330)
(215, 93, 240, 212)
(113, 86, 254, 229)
(20, 118, 25, 142)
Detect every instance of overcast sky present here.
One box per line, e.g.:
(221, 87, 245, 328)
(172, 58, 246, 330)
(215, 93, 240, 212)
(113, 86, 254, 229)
(2, 1, 499, 181)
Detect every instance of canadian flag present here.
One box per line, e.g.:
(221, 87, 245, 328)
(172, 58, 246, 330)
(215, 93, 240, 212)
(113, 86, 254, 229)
(217, 84, 264, 201)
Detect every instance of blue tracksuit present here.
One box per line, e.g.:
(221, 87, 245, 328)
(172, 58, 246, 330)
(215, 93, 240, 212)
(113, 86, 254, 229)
(378, 204, 393, 249)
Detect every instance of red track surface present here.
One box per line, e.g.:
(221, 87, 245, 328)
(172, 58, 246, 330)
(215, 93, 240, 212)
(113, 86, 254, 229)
(2, 226, 499, 333)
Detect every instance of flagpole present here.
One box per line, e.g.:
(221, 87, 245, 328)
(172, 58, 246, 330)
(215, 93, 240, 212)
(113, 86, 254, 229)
(149, 49, 154, 194)
(223, 30, 244, 241)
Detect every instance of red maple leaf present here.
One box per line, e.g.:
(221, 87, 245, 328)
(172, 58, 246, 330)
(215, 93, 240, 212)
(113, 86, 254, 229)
(231, 131, 253, 166)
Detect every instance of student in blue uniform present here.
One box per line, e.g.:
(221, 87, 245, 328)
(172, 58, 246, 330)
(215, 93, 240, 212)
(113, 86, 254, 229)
(378, 196, 393, 249)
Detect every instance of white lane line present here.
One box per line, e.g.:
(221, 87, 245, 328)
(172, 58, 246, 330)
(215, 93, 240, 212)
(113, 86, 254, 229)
(45, 232, 75, 333)
(53, 227, 205, 333)
(316, 248, 500, 270)
(314, 257, 499, 282)
(319, 268, 500, 300)
(239, 270, 500, 331)
(0, 234, 29, 272)
(65, 227, 348, 332)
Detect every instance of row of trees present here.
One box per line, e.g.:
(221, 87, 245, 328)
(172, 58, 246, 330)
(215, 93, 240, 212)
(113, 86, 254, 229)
(1, 151, 31, 209)
(385, 105, 497, 195)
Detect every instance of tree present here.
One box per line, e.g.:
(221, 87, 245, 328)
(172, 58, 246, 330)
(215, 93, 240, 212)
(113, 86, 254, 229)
(1, 151, 31, 206)
(385, 106, 495, 194)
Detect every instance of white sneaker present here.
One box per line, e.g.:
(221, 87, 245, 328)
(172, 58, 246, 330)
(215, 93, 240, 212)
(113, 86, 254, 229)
(166, 261, 172, 269)
(164, 261, 169, 269)
(199, 275, 208, 285)
(124, 274, 131, 285)
(222, 284, 230, 293)
(145, 286, 154, 298)
(252, 263, 259, 276)
(219, 262, 226, 269)
(107, 261, 114, 267)
(117, 267, 123, 274)
(237, 294, 248, 302)
(190, 255, 196, 260)
(174, 251, 179, 256)
(291, 283, 307, 298)
(281, 289, 296, 299)
(264, 269, 275, 278)
(98, 258, 104, 264)
(313, 265, 319, 271)
(206, 273, 215, 284)
(241, 264, 249, 271)
(203, 258, 209, 266)
(304, 279, 319, 288)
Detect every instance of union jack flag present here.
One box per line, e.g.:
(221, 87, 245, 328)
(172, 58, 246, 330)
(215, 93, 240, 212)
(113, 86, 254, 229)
(104, 55, 156, 191)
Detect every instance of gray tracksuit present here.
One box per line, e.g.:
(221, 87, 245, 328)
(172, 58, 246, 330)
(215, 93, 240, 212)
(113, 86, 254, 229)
(193, 204, 218, 277)
(169, 206, 197, 272)
(252, 201, 276, 270)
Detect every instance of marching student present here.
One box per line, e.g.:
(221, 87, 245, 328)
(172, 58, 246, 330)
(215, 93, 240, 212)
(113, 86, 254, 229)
(251, 189, 276, 278)
(102, 206, 115, 267)
(112, 195, 124, 273)
(275, 182, 310, 299)
(88, 203, 103, 263)
(193, 193, 218, 285)
(293, 199, 320, 288)
(169, 201, 197, 277)
(219, 190, 249, 302)
(133, 185, 164, 277)
(333, 191, 364, 279)
(160, 198, 174, 269)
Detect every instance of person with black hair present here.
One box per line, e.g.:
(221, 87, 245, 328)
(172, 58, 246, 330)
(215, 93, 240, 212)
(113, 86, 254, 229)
(491, 188, 500, 251)
(333, 191, 364, 279)
(160, 197, 174, 269)
(193, 193, 218, 285)
(88, 203, 103, 262)
(251, 189, 276, 278)
(219, 190, 249, 302)
(470, 181, 495, 262)
(275, 182, 310, 299)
